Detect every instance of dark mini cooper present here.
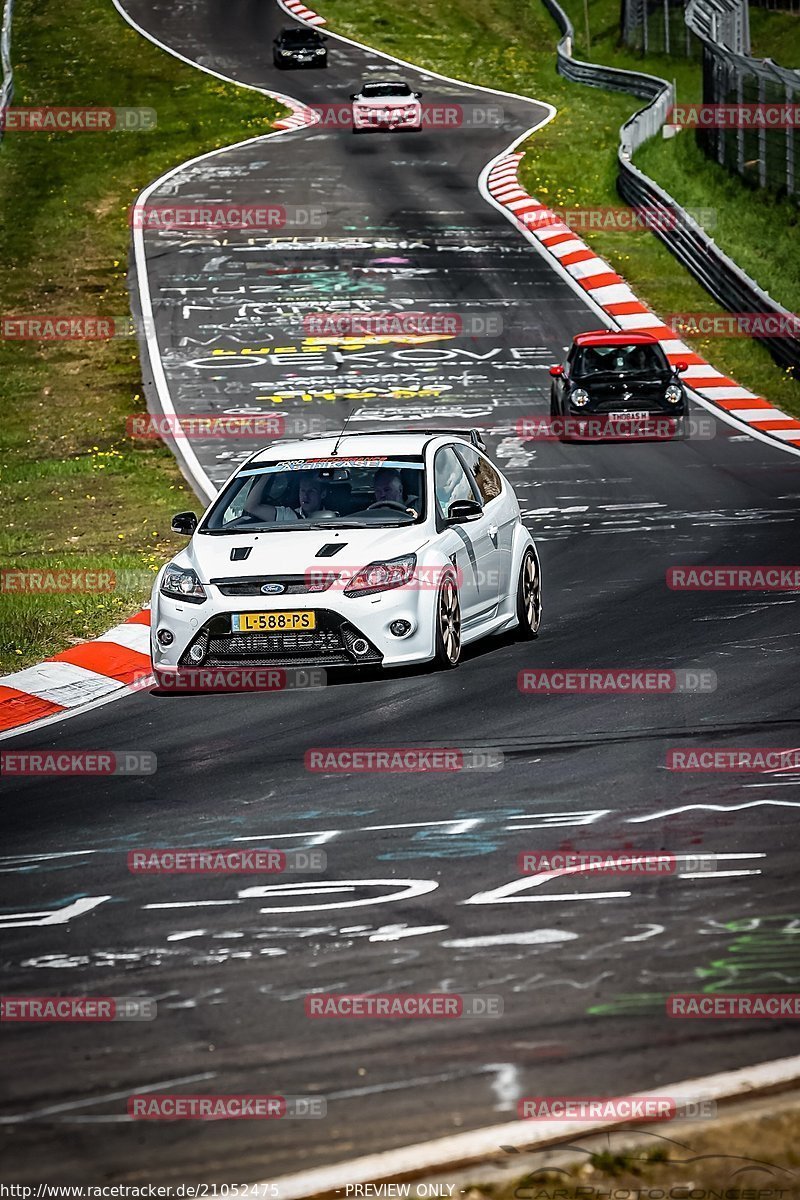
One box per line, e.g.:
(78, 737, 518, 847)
(273, 27, 328, 69)
(549, 331, 688, 442)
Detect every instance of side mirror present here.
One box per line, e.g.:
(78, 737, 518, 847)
(549, 364, 564, 377)
(350, 93, 358, 101)
(171, 511, 198, 536)
(674, 361, 688, 373)
(447, 499, 483, 523)
(414, 91, 422, 99)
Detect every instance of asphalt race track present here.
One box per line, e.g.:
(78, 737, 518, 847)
(1, 0, 800, 1183)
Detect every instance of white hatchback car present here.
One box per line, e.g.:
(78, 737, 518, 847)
(351, 80, 423, 132)
(150, 430, 541, 682)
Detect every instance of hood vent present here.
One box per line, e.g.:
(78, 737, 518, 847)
(230, 546, 252, 562)
(315, 543, 347, 558)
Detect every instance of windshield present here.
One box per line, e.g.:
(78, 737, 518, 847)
(202, 456, 426, 533)
(280, 30, 322, 44)
(360, 83, 413, 98)
(573, 342, 669, 377)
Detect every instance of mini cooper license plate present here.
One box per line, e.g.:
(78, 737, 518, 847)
(610, 411, 651, 421)
(232, 611, 316, 632)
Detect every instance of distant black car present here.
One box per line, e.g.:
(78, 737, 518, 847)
(273, 27, 328, 68)
(549, 330, 688, 442)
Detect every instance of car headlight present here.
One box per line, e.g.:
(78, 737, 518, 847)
(160, 564, 207, 604)
(280, 49, 292, 55)
(665, 384, 683, 404)
(570, 388, 590, 408)
(315, 47, 325, 54)
(343, 554, 417, 598)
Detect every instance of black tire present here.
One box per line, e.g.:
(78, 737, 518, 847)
(433, 575, 461, 669)
(515, 549, 541, 640)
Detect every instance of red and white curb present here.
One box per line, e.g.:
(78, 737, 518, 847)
(0, 610, 151, 736)
(263, 1054, 800, 1198)
(274, 97, 320, 131)
(278, 0, 327, 27)
(485, 152, 800, 449)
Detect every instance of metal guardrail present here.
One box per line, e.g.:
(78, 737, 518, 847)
(539, 0, 800, 376)
(687, 0, 797, 196)
(0, 0, 14, 144)
(685, 0, 750, 51)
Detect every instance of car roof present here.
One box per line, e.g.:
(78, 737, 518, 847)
(573, 330, 660, 347)
(248, 431, 469, 464)
(359, 80, 410, 88)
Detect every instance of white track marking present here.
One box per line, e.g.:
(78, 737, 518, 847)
(0, 1073, 216, 1124)
(629, 800, 800, 822)
(0, 896, 110, 928)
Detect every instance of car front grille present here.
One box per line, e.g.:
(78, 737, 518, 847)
(193, 613, 383, 668)
(206, 630, 349, 665)
(212, 575, 339, 597)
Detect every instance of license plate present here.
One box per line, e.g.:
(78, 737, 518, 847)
(232, 611, 316, 632)
(608, 411, 651, 421)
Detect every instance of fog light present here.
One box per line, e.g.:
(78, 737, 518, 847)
(351, 638, 370, 656)
(187, 641, 206, 664)
(157, 629, 174, 646)
(389, 620, 412, 637)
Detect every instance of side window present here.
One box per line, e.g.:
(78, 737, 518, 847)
(459, 448, 502, 505)
(222, 477, 257, 525)
(434, 447, 479, 519)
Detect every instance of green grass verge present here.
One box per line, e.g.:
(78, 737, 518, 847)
(321, 0, 799, 416)
(749, 6, 800, 65)
(0, 0, 286, 673)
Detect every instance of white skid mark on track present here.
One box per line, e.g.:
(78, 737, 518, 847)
(0, 895, 110, 928)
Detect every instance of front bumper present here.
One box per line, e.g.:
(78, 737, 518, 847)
(151, 585, 437, 673)
(353, 109, 421, 131)
(275, 54, 326, 67)
(561, 406, 686, 442)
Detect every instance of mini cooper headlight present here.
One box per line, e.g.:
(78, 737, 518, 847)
(570, 388, 590, 408)
(160, 564, 207, 604)
(315, 47, 325, 54)
(665, 383, 683, 404)
(343, 554, 417, 598)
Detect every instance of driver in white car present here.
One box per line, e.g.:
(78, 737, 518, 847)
(373, 467, 404, 503)
(296, 472, 331, 519)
